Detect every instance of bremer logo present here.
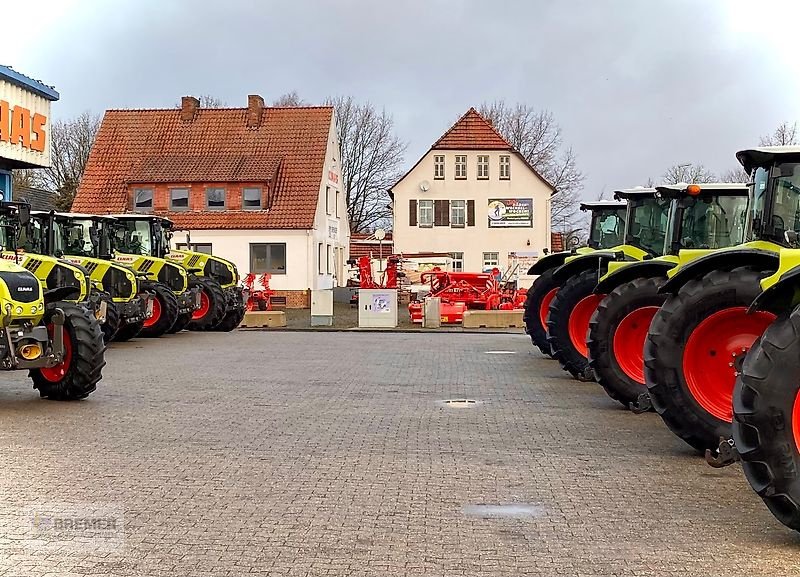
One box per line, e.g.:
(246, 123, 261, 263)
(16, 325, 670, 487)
(0, 100, 47, 152)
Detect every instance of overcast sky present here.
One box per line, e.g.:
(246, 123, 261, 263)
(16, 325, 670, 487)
(6, 0, 800, 199)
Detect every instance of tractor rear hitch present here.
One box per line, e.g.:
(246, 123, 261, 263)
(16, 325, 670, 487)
(629, 392, 652, 414)
(705, 437, 740, 468)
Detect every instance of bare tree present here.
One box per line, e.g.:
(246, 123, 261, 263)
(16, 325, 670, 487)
(326, 96, 407, 233)
(661, 163, 718, 185)
(273, 91, 308, 107)
(719, 167, 750, 183)
(760, 121, 798, 146)
(174, 95, 226, 109)
(479, 101, 585, 233)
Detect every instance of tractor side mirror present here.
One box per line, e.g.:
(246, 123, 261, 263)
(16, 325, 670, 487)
(17, 204, 30, 226)
(785, 230, 799, 247)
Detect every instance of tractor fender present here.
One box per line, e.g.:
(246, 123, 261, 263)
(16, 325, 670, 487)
(750, 249, 800, 314)
(594, 259, 676, 294)
(659, 249, 780, 295)
(528, 251, 571, 275)
(551, 251, 618, 284)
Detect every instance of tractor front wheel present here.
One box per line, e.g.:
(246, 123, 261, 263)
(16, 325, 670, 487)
(644, 268, 775, 452)
(523, 268, 559, 357)
(734, 309, 800, 532)
(30, 302, 105, 400)
(212, 307, 245, 332)
(113, 320, 143, 342)
(167, 312, 192, 334)
(138, 283, 179, 338)
(98, 292, 120, 344)
(187, 278, 226, 331)
(547, 269, 605, 380)
(588, 276, 665, 407)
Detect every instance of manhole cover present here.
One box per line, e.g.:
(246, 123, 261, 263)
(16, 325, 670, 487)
(442, 399, 478, 407)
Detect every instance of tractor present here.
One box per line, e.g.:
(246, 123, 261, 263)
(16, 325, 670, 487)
(523, 200, 626, 356)
(0, 201, 105, 400)
(642, 149, 797, 454)
(113, 215, 245, 332)
(546, 188, 668, 380)
(587, 183, 749, 408)
(722, 146, 800, 532)
(27, 211, 150, 343)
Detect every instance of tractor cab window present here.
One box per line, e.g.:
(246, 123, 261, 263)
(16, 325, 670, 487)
(114, 220, 152, 255)
(18, 219, 43, 253)
(61, 219, 98, 257)
(675, 195, 749, 250)
(152, 222, 172, 258)
(626, 197, 670, 255)
(0, 215, 15, 251)
(589, 210, 625, 249)
(770, 163, 800, 242)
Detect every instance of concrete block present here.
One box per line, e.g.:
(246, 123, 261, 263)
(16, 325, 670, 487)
(462, 310, 524, 328)
(240, 311, 287, 328)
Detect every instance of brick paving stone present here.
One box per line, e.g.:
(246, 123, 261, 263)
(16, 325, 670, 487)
(0, 331, 798, 576)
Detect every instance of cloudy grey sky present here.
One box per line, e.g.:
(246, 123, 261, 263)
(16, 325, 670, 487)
(7, 0, 800, 199)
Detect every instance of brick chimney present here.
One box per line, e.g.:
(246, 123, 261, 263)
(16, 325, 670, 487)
(180, 96, 200, 121)
(247, 94, 265, 128)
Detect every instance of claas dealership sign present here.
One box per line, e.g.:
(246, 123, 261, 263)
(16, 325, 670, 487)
(0, 74, 54, 168)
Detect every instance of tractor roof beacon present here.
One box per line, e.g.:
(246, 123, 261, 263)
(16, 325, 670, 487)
(643, 148, 800, 455)
(112, 215, 245, 332)
(523, 199, 626, 356)
(587, 183, 749, 410)
(730, 146, 800, 534)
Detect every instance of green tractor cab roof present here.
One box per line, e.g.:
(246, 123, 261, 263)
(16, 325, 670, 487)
(655, 182, 749, 198)
(737, 146, 800, 173)
(613, 187, 656, 200)
(580, 200, 626, 211)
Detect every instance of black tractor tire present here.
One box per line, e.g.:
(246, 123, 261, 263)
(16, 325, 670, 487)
(213, 306, 246, 332)
(30, 302, 105, 401)
(644, 267, 772, 452)
(114, 320, 143, 342)
(167, 312, 192, 334)
(733, 311, 800, 532)
(138, 283, 179, 338)
(187, 278, 226, 331)
(99, 293, 120, 344)
(523, 268, 559, 357)
(587, 276, 666, 407)
(547, 269, 604, 381)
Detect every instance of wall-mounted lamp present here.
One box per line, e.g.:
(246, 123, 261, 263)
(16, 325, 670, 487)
(526, 239, 531, 246)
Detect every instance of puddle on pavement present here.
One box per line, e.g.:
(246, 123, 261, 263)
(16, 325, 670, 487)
(462, 504, 546, 518)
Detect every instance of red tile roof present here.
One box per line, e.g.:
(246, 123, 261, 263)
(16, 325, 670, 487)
(432, 107, 512, 150)
(349, 233, 394, 259)
(73, 104, 333, 229)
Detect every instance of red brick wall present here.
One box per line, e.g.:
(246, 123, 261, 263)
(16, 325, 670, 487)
(270, 290, 310, 309)
(131, 182, 269, 212)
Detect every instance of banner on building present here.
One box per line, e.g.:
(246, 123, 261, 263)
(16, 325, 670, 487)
(487, 198, 533, 228)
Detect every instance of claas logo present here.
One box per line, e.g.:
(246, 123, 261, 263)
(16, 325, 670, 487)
(0, 100, 47, 152)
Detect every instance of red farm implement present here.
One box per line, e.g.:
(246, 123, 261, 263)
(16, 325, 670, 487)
(408, 268, 527, 324)
(244, 273, 273, 311)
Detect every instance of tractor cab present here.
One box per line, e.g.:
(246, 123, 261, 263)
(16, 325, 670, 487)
(611, 188, 670, 258)
(582, 200, 627, 250)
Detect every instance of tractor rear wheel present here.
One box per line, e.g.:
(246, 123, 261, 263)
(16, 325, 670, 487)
(523, 268, 558, 357)
(734, 309, 800, 532)
(114, 320, 143, 342)
(187, 278, 226, 331)
(644, 268, 775, 452)
(167, 312, 192, 334)
(98, 293, 120, 344)
(30, 302, 105, 400)
(138, 283, 179, 338)
(547, 269, 605, 380)
(588, 276, 665, 407)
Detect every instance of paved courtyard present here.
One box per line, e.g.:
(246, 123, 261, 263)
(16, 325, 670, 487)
(0, 330, 799, 576)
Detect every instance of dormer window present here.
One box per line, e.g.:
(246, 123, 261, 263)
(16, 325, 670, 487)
(170, 187, 189, 211)
(243, 187, 262, 210)
(206, 187, 226, 210)
(133, 188, 153, 212)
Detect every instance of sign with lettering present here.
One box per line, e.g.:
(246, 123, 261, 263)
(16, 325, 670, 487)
(327, 219, 339, 240)
(0, 78, 53, 167)
(487, 198, 533, 228)
(327, 170, 339, 186)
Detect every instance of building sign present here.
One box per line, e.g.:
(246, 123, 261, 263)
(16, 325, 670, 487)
(487, 198, 533, 228)
(327, 219, 339, 240)
(0, 70, 58, 168)
(327, 169, 340, 186)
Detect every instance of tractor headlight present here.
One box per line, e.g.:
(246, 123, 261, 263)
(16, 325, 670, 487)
(15, 306, 23, 315)
(30, 305, 36, 314)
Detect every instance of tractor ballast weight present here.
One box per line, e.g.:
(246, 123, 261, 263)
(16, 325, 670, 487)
(523, 199, 626, 355)
(587, 183, 750, 407)
(545, 188, 668, 380)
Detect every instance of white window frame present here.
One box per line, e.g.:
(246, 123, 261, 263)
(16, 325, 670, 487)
(477, 155, 489, 180)
(483, 251, 500, 269)
(434, 155, 445, 180)
(450, 200, 466, 227)
(499, 155, 511, 180)
(455, 155, 467, 179)
(452, 252, 464, 272)
(418, 199, 434, 227)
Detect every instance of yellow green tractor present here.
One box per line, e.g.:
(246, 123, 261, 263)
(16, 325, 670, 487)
(587, 183, 749, 408)
(0, 201, 104, 400)
(643, 150, 795, 454)
(523, 200, 626, 356)
(546, 188, 668, 380)
(722, 146, 800, 532)
(27, 211, 150, 343)
(114, 215, 245, 332)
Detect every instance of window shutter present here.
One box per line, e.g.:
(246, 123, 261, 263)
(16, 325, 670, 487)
(434, 200, 449, 226)
(409, 199, 417, 227)
(467, 200, 475, 226)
